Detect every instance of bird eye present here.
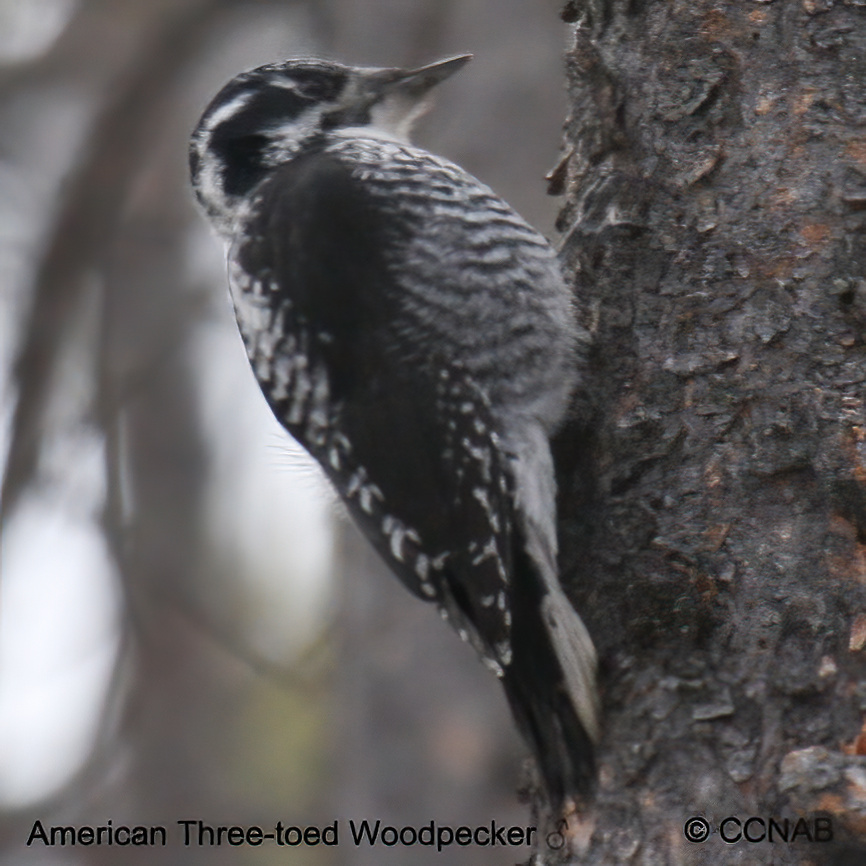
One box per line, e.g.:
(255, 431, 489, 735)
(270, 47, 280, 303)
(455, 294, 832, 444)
(210, 131, 270, 197)
(209, 86, 315, 191)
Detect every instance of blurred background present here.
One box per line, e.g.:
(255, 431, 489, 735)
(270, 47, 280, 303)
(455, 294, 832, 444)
(0, 0, 568, 863)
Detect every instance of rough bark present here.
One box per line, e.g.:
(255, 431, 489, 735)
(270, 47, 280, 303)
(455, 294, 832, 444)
(550, 1, 866, 863)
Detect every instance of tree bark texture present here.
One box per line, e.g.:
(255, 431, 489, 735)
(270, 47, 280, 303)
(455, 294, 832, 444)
(553, 1, 866, 863)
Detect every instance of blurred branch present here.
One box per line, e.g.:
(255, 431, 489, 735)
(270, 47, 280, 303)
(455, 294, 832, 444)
(0, 0, 234, 526)
(174, 593, 337, 695)
(0, 0, 178, 93)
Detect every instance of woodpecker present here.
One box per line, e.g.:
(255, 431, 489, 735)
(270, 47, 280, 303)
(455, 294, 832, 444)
(190, 55, 598, 805)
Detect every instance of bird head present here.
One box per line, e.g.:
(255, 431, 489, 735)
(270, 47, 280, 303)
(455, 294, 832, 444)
(189, 55, 472, 235)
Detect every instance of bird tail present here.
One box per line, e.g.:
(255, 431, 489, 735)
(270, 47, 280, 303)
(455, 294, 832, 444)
(502, 540, 599, 807)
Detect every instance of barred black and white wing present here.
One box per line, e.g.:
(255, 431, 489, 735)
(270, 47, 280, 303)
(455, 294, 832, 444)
(227, 147, 516, 671)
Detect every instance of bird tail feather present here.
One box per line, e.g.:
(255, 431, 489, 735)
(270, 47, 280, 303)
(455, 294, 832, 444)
(502, 541, 598, 806)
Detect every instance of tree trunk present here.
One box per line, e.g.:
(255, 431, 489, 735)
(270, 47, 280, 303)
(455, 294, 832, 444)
(551, 1, 866, 863)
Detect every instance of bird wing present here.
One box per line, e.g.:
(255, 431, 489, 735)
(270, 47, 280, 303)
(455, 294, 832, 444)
(229, 147, 514, 668)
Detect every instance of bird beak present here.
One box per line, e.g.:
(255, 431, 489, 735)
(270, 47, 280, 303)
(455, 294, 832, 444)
(377, 54, 473, 99)
(400, 55, 473, 92)
(350, 55, 472, 141)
